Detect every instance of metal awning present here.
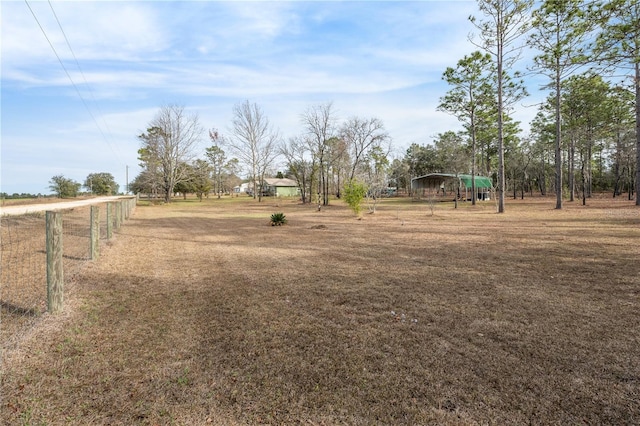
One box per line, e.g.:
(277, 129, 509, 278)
(411, 173, 493, 189)
(458, 175, 493, 189)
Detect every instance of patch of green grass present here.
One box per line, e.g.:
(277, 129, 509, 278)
(176, 367, 190, 386)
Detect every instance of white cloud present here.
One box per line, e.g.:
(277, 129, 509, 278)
(2, 2, 168, 70)
(5, 0, 551, 195)
(56, 4, 167, 60)
(224, 2, 300, 39)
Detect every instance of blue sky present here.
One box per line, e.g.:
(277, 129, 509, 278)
(1, 0, 542, 195)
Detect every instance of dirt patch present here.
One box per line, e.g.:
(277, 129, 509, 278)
(310, 224, 328, 229)
(2, 196, 639, 424)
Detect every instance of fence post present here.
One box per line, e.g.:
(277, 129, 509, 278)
(46, 211, 64, 313)
(106, 202, 113, 239)
(90, 205, 100, 260)
(115, 202, 121, 229)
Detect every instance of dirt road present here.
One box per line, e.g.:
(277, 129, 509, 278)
(0, 196, 126, 216)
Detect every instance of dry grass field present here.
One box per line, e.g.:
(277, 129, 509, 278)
(2, 195, 639, 425)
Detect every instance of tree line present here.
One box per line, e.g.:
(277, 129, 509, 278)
(431, 0, 638, 210)
(131, 0, 638, 210)
(48, 173, 119, 198)
(131, 102, 391, 206)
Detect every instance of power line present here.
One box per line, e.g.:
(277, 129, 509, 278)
(24, 0, 125, 166)
(47, 0, 122, 160)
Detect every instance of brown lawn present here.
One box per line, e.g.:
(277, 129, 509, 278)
(2, 196, 639, 425)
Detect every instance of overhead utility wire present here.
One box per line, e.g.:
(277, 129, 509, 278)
(47, 0, 124, 164)
(24, 0, 125, 166)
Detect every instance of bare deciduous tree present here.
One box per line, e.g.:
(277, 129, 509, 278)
(228, 100, 280, 202)
(138, 104, 203, 203)
(302, 102, 337, 206)
(340, 117, 389, 182)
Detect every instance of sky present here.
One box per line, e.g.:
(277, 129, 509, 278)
(1, 0, 544, 195)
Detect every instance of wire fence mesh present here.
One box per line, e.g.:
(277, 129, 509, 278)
(1, 198, 136, 350)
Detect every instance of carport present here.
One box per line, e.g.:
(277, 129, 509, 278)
(411, 173, 493, 201)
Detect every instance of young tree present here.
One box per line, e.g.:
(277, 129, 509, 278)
(228, 100, 280, 202)
(529, 0, 591, 209)
(438, 51, 494, 205)
(49, 175, 81, 198)
(137, 105, 203, 203)
(363, 143, 391, 213)
(84, 172, 118, 195)
(343, 179, 367, 217)
(470, 0, 533, 213)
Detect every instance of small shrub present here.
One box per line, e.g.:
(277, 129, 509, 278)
(343, 180, 367, 216)
(270, 212, 287, 226)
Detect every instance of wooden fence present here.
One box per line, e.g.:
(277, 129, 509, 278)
(1, 197, 137, 347)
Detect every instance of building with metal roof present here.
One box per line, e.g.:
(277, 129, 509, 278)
(411, 173, 493, 201)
